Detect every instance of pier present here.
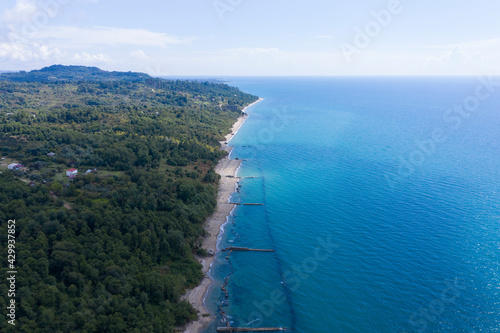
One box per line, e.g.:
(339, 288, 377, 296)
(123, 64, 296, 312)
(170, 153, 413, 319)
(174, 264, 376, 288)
(217, 328, 287, 332)
(232, 203, 265, 206)
(222, 247, 274, 252)
(221, 277, 229, 298)
(225, 176, 259, 179)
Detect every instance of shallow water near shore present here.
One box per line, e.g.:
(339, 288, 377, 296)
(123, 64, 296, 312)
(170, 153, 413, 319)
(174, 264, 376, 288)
(203, 77, 500, 332)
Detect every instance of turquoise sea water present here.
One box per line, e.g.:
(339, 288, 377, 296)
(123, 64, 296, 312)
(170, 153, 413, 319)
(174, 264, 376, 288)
(203, 77, 500, 332)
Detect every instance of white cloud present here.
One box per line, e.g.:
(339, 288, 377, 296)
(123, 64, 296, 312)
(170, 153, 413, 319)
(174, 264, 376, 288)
(32, 26, 192, 48)
(0, 42, 27, 60)
(130, 49, 150, 59)
(0, 0, 191, 69)
(0, 41, 63, 61)
(71, 51, 110, 63)
(1, 2, 498, 75)
(0, 0, 191, 70)
(1, 0, 37, 24)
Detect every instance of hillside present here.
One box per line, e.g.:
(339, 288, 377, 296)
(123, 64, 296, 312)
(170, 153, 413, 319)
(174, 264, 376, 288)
(0, 65, 150, 83)
(0, 66, 258, 332)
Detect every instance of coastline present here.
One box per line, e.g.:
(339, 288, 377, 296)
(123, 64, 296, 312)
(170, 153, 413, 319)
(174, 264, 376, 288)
(182, 98, 263, 333)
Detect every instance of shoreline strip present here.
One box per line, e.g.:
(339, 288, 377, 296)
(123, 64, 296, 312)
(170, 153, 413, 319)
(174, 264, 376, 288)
(182, 98, 263, 333)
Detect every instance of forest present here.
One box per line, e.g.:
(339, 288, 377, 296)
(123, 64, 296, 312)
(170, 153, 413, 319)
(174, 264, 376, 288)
(0, 65, 258, 332)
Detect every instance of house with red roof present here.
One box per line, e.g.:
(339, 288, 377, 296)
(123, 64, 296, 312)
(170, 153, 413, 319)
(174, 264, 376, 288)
(66, 168, 78, 177)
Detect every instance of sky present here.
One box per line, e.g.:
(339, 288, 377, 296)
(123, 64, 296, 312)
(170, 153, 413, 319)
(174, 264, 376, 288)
(0, 0, 499, 76)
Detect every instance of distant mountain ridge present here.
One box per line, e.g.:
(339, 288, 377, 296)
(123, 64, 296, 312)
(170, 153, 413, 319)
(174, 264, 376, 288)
(0, 65, 151, 82)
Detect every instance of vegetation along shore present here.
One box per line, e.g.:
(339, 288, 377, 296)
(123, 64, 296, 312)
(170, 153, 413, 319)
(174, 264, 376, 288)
(0, 65, 258, 332)
(183, 98, 263, 333)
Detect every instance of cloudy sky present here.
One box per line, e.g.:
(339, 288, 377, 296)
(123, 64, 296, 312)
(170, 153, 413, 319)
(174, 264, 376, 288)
(1, 0, 499, 76)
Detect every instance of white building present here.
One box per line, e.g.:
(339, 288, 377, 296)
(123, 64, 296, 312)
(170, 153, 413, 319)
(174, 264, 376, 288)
(66, 168, 78, 177)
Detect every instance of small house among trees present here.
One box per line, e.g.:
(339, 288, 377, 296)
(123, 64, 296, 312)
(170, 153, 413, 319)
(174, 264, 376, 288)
(8, 163, 22, 170)
(66, 168, 78, 177)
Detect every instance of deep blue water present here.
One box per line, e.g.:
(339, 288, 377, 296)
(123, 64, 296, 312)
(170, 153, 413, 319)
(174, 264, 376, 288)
(203, 77, 500, 332)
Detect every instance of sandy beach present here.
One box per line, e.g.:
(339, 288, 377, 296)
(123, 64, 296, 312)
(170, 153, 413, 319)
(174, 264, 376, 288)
(182, 98, 263, 333)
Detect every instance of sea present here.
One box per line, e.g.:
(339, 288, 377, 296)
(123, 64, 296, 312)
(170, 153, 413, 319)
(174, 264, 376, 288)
(201, 77, 500, 332)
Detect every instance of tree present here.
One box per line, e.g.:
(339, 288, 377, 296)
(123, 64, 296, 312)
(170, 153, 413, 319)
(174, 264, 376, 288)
(50, 182, 63, 195)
